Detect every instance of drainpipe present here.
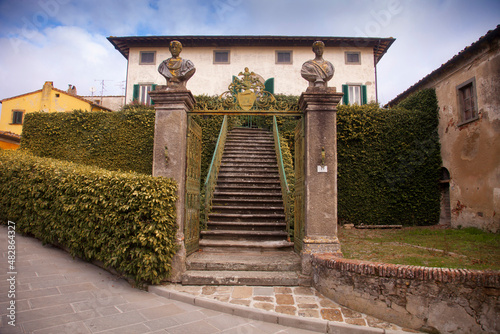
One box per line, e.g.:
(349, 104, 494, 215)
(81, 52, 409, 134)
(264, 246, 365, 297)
(375, 62, 378, 104)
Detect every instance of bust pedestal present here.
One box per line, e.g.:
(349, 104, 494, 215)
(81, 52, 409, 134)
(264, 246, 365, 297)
(149, 87, 195, 282)
(299, 87, 344, 275)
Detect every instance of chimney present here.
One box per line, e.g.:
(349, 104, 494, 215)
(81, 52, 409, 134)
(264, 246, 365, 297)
(41, 81, 53, 112)
(67, 84, 77, 95)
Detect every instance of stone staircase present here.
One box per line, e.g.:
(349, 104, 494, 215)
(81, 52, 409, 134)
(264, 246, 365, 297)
(182, 127, 306, 286)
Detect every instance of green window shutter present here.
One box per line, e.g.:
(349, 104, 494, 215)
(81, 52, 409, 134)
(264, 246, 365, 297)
(362, 85, 367, 105)
(342, 85, 349, 105)
(151, 84, 157, 105)
(133, 84, 139, 102)
(265, 78, 274, 94)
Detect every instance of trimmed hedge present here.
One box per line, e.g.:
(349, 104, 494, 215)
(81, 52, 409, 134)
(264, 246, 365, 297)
(0, 150, 178, 286)
(21, 107, 155, 175)
(337, 89, 441, 225)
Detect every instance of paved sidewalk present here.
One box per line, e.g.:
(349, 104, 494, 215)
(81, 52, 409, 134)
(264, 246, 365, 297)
(0, 225, 411, 333)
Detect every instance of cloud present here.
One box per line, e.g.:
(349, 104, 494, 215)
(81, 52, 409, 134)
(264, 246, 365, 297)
(0, 25, 126, 100)
(1, 0, 499, 110)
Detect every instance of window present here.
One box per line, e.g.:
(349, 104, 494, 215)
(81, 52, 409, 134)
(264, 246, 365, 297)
(345, 51, 361, 65)
(12, 110, 24, 124)
(133, 84, 157, 105)
(140, 51, 156, 65)
(276, 51, 292, 64)
(342, 84, 367, 105)
(457, 77, 478, 125)
(214, 50, 230, 64)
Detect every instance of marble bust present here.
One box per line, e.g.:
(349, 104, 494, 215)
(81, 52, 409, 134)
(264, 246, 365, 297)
(301, 41, 334, 88)
(158, 40, 196, 89)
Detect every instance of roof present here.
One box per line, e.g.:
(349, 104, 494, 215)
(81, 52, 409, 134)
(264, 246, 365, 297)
(0, 131, 21, 143)
(386, 25, 500, 107)
(1, 86, 113, 112)
(107, 35, 395, 65)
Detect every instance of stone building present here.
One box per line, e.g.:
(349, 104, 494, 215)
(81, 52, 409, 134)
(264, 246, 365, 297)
(81, 95, 125, 111)
(107, 35, 394, 105)
(387, 25, 500, 232)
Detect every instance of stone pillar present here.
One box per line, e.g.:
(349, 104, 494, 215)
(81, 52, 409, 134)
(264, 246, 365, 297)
(299, 87, 344, 275)
(149, 87, 195, 282)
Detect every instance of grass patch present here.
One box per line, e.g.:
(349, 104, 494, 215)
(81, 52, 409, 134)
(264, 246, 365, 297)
(338, 226, 500, 270)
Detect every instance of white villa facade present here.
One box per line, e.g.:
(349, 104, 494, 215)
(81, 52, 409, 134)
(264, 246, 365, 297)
(107, 36, 394, 105)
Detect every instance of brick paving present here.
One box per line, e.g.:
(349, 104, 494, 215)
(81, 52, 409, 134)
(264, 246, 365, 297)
(154, 284, 415, 332)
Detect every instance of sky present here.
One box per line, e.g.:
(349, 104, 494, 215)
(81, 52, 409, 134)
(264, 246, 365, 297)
(0, 0, 499, 113)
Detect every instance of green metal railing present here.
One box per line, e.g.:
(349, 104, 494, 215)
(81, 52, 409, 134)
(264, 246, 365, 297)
(203, 115, 228, 224)
(272, 116, 292, 234)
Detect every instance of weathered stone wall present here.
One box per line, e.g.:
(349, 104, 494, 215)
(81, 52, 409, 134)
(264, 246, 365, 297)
(312, 254, 500, 333)
(414, 37, 500, 233)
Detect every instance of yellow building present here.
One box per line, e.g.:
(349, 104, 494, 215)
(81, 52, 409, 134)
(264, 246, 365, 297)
(0, 81, 111, 149)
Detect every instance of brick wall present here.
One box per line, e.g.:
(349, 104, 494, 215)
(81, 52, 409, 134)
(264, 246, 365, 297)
(312, 254, 500, 333)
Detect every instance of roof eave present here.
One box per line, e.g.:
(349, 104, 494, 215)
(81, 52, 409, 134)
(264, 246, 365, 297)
(386, 25, 500, 107)
(107, 35, 395, 62)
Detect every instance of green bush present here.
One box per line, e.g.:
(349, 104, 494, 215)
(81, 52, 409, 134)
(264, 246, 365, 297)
(337, 89, 441, 225)
(0, 150, 178, 286)
(21, 107, 155, 175)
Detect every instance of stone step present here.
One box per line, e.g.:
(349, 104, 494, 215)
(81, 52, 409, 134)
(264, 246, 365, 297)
(215, 185, 281, 192)
(224, 144, 274, 150)
(229, 128, 272, 134)
(185, 251, 301, 272)
(223, 155, 277, 161)
(199, 240, 293, 253)
(224, 140, 273, 145)
(207, 220, 287, 231)
(221, 158, 277, 164)
(226, 137, 273, 143)
(216, 178, 280, 184)
(200, 229, 288, 241)
(217, 172, 279, 178)
(224, 145, 274, 151)
(208, 213, 285, 223)
(211, 206, 284, 215)
(211, 198, 283, 206)
(213, 191, 283, 200)
(221, 162, 278, 168)
(219, 167, 279, 173)
(181, 270, 305, 286)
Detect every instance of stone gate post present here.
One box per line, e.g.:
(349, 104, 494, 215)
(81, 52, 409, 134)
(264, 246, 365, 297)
(299, 87, 344, 275)
(149, 87, 195, 282)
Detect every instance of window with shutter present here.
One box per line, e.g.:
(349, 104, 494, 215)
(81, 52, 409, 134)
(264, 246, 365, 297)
(12, 110, 24, 124)
(342, 84, 367, 105)
(265, 78, 274, 94)
(457, 78, 478, 125)
(133, 84, 155, 105)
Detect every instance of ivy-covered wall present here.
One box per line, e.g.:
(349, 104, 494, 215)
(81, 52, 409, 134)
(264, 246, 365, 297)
(337, 89, 441, 225)
(0, 150, 178, 286)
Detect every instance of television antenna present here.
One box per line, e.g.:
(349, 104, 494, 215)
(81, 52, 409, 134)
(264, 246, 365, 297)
(94, 79, 112, 97)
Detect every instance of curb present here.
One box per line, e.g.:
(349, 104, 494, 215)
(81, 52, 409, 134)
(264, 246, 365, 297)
(148, 285, 407, 334)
